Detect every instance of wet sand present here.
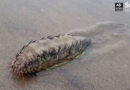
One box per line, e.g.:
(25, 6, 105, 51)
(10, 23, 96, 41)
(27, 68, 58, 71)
(0, 0, 130, 90)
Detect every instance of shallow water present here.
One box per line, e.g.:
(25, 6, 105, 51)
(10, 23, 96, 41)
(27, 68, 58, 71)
(0, 0, 130, 90)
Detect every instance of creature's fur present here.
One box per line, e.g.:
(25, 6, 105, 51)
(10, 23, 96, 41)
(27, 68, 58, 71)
(12, 34, 91, 75)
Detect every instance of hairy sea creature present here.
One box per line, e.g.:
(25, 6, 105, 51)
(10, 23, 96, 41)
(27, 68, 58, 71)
(11, 34, 91, 75)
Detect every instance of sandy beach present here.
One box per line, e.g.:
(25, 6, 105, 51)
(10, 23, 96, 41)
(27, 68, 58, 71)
(0, 0, 130, 90)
